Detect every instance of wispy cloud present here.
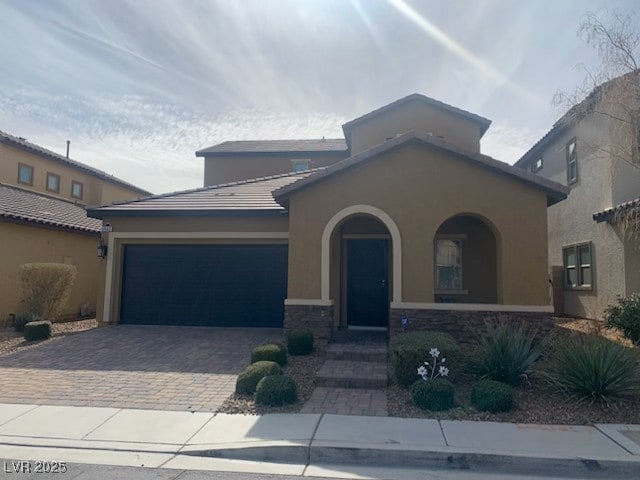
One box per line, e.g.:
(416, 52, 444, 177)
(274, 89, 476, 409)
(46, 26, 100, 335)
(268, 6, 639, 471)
(0, 0, 632, 193)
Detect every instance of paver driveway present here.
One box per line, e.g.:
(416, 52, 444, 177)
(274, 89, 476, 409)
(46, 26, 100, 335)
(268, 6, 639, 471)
(0, 325, 281, 412)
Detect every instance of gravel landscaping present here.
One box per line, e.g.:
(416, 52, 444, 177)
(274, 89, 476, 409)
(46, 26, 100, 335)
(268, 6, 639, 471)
(0, 319, 97, 357)
(387, 318, 640, 425)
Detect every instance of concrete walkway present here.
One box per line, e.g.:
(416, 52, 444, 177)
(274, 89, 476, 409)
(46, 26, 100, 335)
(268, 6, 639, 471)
(0, 403, 638, 477)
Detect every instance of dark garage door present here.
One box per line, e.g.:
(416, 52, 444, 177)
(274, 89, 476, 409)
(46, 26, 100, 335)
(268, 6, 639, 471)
(120, 244, 288, 327)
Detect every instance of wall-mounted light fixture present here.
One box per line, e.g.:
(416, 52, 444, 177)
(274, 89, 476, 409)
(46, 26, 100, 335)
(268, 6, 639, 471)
(97, 240, 108, 258)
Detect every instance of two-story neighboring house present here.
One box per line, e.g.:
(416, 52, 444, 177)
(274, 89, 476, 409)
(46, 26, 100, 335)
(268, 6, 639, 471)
(0, 131, 151, 323)
(515, 73, 640, 319)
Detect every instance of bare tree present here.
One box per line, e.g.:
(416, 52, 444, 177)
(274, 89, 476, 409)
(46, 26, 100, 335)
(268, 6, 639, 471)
(554, 9, 640, 237)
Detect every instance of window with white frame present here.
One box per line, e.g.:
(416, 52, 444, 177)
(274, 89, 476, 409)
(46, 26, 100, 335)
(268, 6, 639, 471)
(291, 159, 310, 172)
(563, 242, 592, 289)
(566, 138, 578, 184)
(531, 157, 543, 173)
(435, 239, 463, 290)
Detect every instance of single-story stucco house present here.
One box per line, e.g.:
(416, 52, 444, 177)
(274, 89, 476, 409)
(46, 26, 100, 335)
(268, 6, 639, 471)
(88, 94, 569, 343)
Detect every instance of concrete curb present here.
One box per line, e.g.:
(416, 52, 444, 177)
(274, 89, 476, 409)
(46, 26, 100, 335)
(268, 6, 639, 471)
(0, 437, 639, 477)
(310, 445, 640, 478)
(177, 442, 640, 478)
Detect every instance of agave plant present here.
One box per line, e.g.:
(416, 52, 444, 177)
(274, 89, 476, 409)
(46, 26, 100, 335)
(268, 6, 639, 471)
(471, 320, 543, 386)
(540, 334, 640, 406)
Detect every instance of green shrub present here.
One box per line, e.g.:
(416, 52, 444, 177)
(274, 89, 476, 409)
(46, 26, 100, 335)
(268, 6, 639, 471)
(19, 263, 77, 320)
(390, 331, 460, 387)
(251, 343, 287, 366)
(470, 380, 513, 412)
(13, 314, 34, 332)
(23, 321, 52, 341)
(470, 320, 543, 386)
(255, 375, 297, 406)
(235, 361, 283, 395)
(540, 334, 640, 405)
(286, 330, 314, 355)
(411, 378, 455, 411)
(604, 294, 640, 346)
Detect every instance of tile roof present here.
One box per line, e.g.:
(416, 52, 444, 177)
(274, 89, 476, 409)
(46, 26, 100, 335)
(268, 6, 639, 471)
(196, 139, 347, 155)
(87, 170, 319, 218)
(0, 130, 152, 195)
(274, 131, 570, 207)
(0, 184, 101, 233)
(593, 196, 640, 222)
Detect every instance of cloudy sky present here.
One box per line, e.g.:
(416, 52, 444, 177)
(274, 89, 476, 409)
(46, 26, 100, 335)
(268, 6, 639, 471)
(0, 0, 637, 194)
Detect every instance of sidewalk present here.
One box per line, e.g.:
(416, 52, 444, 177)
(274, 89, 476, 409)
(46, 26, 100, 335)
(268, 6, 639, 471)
(0, 403, 638, 478)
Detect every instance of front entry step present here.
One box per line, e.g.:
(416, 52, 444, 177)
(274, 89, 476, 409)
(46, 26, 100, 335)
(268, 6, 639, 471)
(326, 342, 387, 363)
(315, 360, 387, 389)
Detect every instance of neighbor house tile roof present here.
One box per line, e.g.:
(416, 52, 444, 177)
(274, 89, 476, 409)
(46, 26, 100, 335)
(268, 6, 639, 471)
(274, 130, 570, 207)
(0, 184, 101, 233)
(593, 196, 640, 222)
(0, 130, 152, 195)
(87, 170, 319, 217)
(196, 139, 347, 156)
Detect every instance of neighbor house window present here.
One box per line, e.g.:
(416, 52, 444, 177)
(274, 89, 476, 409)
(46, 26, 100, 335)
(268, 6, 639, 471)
(46, 172, 60, 193)
(563, 242, 592, 289)
(71, 180, 84, 199)
(435, 239, 462, 290)
(531, 157, 543, 173)
(18, 163, 34, 185)
(292, 159, 310, 172)
(566, 138, 578, 184)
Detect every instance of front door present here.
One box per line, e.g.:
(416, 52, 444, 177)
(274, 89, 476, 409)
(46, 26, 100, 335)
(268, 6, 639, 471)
(346, 239, 389, 328)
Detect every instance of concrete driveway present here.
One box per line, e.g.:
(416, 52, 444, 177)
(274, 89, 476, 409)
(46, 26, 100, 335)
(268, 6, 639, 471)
(0, 325, 282, 412)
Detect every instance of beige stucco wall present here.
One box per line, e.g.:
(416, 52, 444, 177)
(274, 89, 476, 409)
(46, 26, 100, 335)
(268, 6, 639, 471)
(286, 141, 550, 306)
(0, 222, 101, 323)
(203, 151, 348, 186)
(95, 214, 289, 324)
(528, 115, 628, 318)
(0, 143, 147, 205)
(348, 102, 482, 155)
(624, 235, 640, 296)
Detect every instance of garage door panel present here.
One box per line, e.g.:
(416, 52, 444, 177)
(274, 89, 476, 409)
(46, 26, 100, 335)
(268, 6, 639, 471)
(120, 244, 287, 327)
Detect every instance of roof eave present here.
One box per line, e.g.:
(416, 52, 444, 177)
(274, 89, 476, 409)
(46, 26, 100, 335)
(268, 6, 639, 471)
(86, 208, 288, 219)
(274, 131, 569, 207)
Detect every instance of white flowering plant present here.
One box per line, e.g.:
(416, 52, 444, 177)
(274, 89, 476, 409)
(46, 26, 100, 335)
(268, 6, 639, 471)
(417, 347, 450, 381)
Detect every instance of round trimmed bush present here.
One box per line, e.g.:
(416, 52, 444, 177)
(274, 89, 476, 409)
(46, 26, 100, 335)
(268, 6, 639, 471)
(470, 380, 513, 412)
(251, 343, 287, 366)
(255, 375, 297, 406)
(23, 320, 52, 341)
(286, 330, 314, 355)
(235, 361, 283, 395)
(411, 378, 455, 411)
(391, 331, 460, 387)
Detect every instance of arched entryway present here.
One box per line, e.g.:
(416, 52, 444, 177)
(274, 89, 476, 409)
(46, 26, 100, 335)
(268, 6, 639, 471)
(434, 214, 500, 303)
(321, 205, 401, 330)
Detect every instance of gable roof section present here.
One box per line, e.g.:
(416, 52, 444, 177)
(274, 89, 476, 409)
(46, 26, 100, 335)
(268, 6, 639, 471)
(274, 131, 569, 207)
(196, 139, 347, 156)
(593, 196, 640, 223)
(0, 130, 152, 196)
(0, 184, 101, 233)
(341, 94, 492, 147)
(86, 170, 319, 218)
